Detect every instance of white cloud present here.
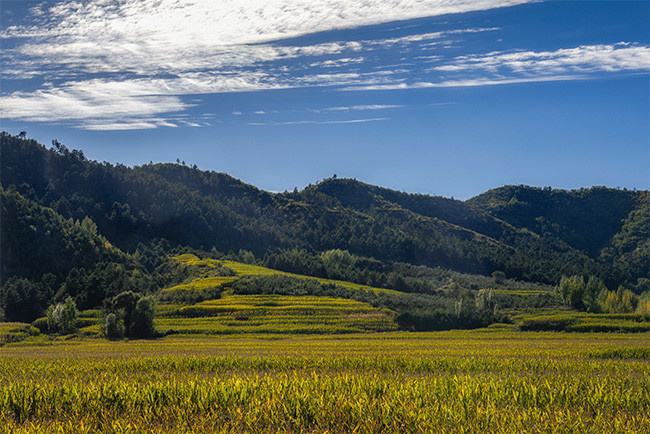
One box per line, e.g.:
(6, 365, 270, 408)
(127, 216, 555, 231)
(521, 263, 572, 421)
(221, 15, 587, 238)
(320, 117, 389, 124)
(4, 1, 648, 130)
(0, 1, 526, 43)
(249, 117, 388, 126)
(433, 43, 650, 75)
(179, 120, 202, 127)
(341, 43, 650, 90)
(324, 104, 404, 111)
(309, 57, 366, 68)
(0, 83, 188, 123)
(341, 75, 585, 91)
(82, 121, 167, 131)
(1, 0, 532, 129)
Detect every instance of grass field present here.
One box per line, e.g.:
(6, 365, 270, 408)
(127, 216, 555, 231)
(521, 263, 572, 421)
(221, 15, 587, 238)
(0, 330, 648, 433)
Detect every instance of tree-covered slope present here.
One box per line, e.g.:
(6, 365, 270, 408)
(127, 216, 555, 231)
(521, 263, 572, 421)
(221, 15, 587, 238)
(0, 188, 182, 319)
(467, 185, 642, 256)
(2, 132, 647, 291)
(0, 188, 125, 283)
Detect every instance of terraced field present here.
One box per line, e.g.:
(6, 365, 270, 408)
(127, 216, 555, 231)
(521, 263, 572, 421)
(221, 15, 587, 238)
(161, 276, 239, 293)
(517, 311, 650, 332)
(148, 254, 402, 335)
(157, 295, 397, 334)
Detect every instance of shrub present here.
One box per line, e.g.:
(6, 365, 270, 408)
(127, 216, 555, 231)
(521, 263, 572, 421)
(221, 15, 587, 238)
(31, 317, 49, 334)
(46, 297, 78, 334)
(104, 313, 124, 340)
(130, 296, 156, 338)
(519, 315, 576, 331)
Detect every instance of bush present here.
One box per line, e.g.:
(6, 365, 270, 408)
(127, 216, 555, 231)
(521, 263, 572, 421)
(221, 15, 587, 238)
(104, 313, 124, 340)
(46, 297, 78, 334)
(130, 296, 156, 338)
(519, 315, 576, 331)
(158, 286, 221, 304)
(104, 292, 158, 340)
(396, 308, 502, 331)
(31, 317, 49, 334)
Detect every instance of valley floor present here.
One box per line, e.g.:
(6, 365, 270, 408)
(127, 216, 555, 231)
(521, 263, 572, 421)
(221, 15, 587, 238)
(1, 330, 648, 433)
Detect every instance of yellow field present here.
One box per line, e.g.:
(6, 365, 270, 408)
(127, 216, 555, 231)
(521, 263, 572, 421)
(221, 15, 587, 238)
(162, 276, 239, 292)
(0, 330, 648, 433)
(157, 294, 397, 334)
(5, 254, 646, 432)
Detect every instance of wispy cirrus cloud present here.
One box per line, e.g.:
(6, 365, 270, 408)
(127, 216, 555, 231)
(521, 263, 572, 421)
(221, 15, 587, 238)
(433, 42, 650, 74)
(342, 43, 650, 90)
(322, 104, 405, 111)
(3, 0, 649, 131)
(249, 117, 389, 126)
(0, 0, 533, 129)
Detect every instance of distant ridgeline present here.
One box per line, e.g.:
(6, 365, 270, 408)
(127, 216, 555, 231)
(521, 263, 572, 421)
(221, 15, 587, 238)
(1, 132, 648, 326)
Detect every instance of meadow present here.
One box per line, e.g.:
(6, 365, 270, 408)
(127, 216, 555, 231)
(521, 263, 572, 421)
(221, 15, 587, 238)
(1, 330, 648, 433)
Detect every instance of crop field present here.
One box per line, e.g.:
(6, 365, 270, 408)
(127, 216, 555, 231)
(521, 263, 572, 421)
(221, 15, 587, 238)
(1, 330, 648, 433)
(517, 311, 650, 333)
(156, 295, 397, 334)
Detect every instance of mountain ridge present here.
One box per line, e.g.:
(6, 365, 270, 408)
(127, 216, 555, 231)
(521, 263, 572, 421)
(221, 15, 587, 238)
(1, 132, 647, 290)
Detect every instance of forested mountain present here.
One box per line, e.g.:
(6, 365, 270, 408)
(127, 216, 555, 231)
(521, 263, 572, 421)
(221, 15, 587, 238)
(467, 185, 645, 256)
(1, 132, 647, 314)
(0, 188, 184, 321)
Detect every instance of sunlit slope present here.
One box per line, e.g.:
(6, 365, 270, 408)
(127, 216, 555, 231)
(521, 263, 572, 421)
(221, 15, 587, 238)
(157, 254, 398, 334)
(171, 253, 401, 295)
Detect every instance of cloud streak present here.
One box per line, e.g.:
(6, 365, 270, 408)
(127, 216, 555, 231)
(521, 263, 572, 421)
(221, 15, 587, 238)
(249, 117, 389, 126)
(433, 43, 650, 74)
(323, 104, 405, 111)
(341, 43, 650, 90)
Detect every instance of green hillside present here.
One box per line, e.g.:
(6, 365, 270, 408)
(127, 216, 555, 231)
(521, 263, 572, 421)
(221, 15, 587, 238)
(3, 132, 647, 289)
(468, 185, 645, 256)
(0, 188, 184, 319)
(1, 132, 648, 330)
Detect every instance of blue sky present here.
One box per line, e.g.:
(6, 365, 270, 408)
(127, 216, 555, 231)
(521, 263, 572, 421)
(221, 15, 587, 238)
(1, 0, 648, 199)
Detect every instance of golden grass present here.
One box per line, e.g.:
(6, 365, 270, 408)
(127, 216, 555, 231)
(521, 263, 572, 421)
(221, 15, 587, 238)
(1, 330, 648, 433)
